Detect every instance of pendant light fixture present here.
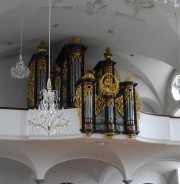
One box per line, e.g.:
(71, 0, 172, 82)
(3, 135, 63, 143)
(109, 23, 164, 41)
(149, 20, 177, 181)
(11, 0, 30, 79)
(29, 0, 70, 135)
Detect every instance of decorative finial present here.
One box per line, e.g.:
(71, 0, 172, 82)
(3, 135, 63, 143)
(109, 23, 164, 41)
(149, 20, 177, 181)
(104, 47, 112, 60)
(82, 71, 95, 79)
(38, 40, 47, 52)
(106, 132, 116, 139)
(86, 132, 92, 137)
(124, 76, 135, 82)
(69, 38, 84, 45)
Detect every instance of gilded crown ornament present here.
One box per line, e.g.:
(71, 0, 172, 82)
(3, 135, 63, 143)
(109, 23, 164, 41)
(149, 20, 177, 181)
(68, 38, 84, 45)
(124, 76, 135, 82)
(38, 40, 48, 52)
(82, 72, 95, 79)
(104, 47, 112, 60)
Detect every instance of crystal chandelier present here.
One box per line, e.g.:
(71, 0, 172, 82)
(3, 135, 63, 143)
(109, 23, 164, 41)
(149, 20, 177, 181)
(11, 0, 29, 79)
(29, 79, 70, 135)
(11, 54, 30, 79)
(125, 0, 180, 8)
(29, 0, 70, 135)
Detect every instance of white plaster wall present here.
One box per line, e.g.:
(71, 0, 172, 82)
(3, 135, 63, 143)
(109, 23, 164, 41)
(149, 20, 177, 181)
(0, 167, 171, 184)
(0, 156, 177, 184)
(0, 167, 35, 184)
(45, 167, 97, 184)
(169, 170, 178, 184)
(1, 109, 180, 144)
(0, 109, 28, 136)
(142, 102, 155, 113)
(0, 169, 23, 184)
(0, 55, 31, 108)
(102, 167, 124, 184)
(133, 169, 168, 184)
(138, 113, 171, 142)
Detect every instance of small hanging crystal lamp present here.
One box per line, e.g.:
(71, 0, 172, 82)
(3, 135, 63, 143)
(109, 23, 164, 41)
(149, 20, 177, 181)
(11, 54, 30, 79)
(28, 0, 70, 135)
(11, 0, 29, 79)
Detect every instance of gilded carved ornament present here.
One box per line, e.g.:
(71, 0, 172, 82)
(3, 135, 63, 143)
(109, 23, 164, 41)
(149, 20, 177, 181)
(62, 86, 67, 96)
(95, 95, 106, 116)
(68, 38, 84, 45)
(38, 40, 47, 52)
(70, 51, 82, 63)
(104, 47, 112, 60)
(28, 61, 35, 107)
(99, 73, 119, 96)
(62, 60, 68, 76)
(55, 66, 61, 87)
(74, 85, 83, 129)
(37, 60, 47, 76)
(82, 72, 95, 79)
(115, 88, 142, 120)
(68, 38, 83, 63)
(74, 85, 82, 108)
(104, 65, 113, 74)
(115, 96, 124, 117)
(124, 76, 135, 82)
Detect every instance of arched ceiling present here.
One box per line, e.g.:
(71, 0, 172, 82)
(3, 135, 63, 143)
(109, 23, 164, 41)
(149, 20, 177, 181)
(0, 140, 180, 182)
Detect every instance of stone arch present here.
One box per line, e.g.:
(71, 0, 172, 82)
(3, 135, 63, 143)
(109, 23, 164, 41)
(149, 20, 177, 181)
(39, 142, 126, 179)
(0, 156, 35, 184)
(132, 148, 180, 181)
(44, 158, 125, 184)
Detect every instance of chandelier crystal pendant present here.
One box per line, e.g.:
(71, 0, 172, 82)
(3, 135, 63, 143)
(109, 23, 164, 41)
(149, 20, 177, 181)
(29, 0, 70, 136)
(10, 0, 29, 79)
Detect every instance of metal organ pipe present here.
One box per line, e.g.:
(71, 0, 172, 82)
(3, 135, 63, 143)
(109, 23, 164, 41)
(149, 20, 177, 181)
(70, 62, 73, 101)
(85, 89, 93, 123)
(108, 104, 114, 123)
(126, 92, 134, 126)
(70, 57, 81, 103)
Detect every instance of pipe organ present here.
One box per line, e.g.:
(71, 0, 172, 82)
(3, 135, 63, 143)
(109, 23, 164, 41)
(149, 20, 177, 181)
(74, 48, 142, 138)
(27, 39, 141, 138)
(28, 40, 50, 108)
(55, 38, 87, 108)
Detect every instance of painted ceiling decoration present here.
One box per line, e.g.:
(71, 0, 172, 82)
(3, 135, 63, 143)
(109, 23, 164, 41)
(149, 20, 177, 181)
(39, 0, 146, 22)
